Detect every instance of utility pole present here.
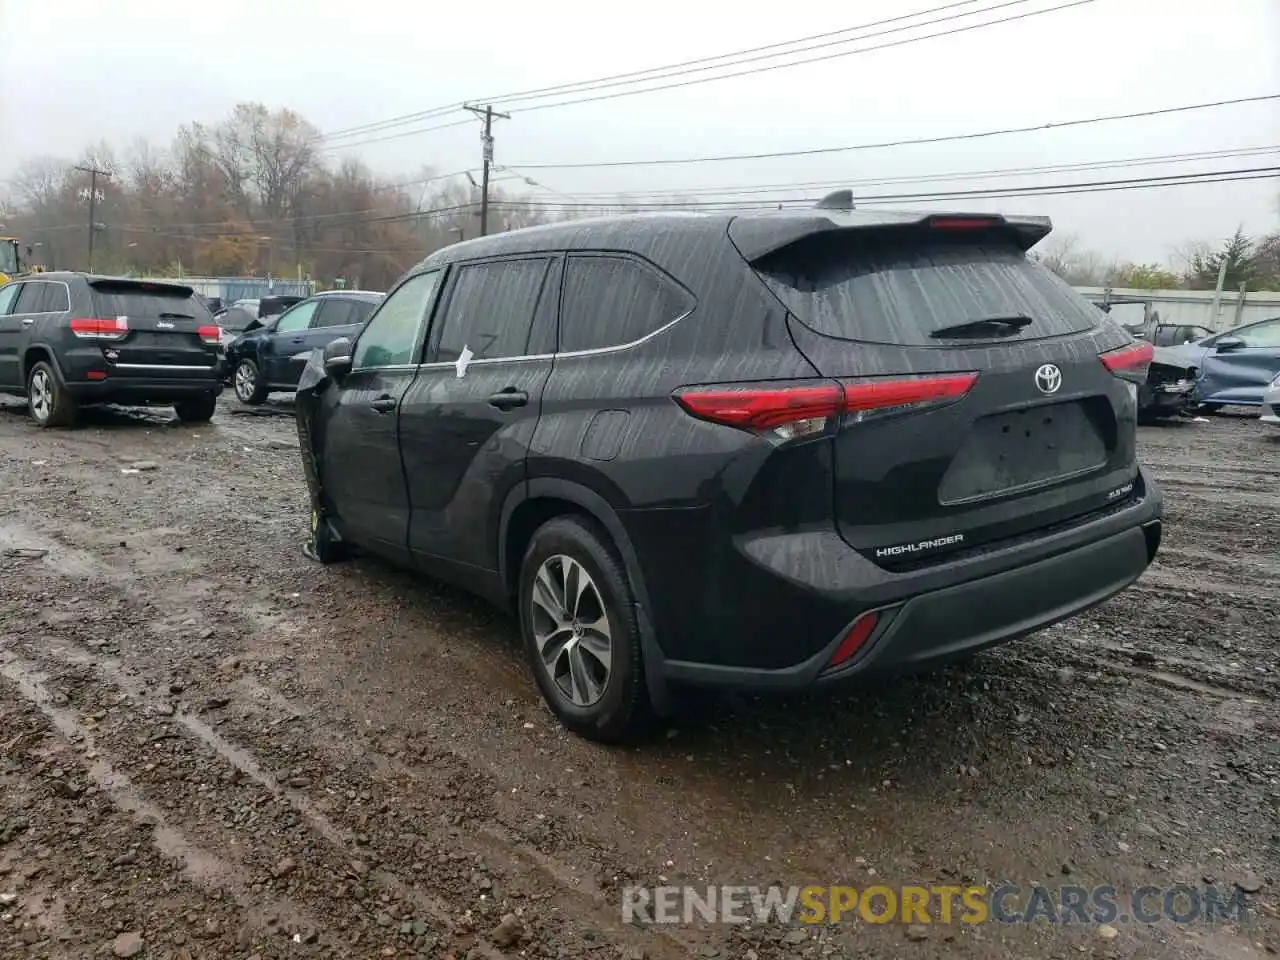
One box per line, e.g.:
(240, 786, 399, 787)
(464, 104, 509, 237)
(74, 164, 111, 271)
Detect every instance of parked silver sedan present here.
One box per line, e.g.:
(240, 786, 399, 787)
(1262, 372, 1280, 427)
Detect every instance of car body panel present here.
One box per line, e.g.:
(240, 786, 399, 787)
(296, 209, 1162, 697)
(1162, 315, 1280, 406)
(223, 291, 383, 393)
(1261, 375, 1280, 426)
(0, 272, 222, 404)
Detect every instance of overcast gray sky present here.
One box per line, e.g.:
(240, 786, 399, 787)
(2, 0, 1277, 264)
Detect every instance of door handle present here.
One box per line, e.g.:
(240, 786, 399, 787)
(22, 318, 34, 326)
(370, 395, 398, 413)
(290, 336, 304, 343)
(487, 388, 529, 410)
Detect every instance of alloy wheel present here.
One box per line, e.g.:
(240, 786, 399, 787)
(234, 362, 256, 402)
(530, 554, 613, 707)
(29, 369, 52, 422)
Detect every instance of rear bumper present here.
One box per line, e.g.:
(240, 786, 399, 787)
(648, 477, 1162, 693)
(63, 378, 222, 403)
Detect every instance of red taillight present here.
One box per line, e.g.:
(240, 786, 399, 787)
(675, 374, 978, 439)
(828, 611, 880, 669)
(842, 373, 979, 413)
(928, 216, 1002, 231)
(1099, 341, 1154, 384)
(70, 317, 128, 340)
(674, 383, 843, 432)
(198, 325, 221, 344)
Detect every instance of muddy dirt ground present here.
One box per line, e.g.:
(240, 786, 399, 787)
(0, 396, 1276, 960)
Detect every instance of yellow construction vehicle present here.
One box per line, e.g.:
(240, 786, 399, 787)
(0, 237, 42, 285)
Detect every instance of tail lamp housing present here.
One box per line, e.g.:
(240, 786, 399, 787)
(674, 373, 979, 441)
(70, 317, 128, 340)
(1099, 341, 1154, 385)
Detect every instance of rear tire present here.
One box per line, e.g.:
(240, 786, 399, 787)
(174, 394, 217, 423)
(27, 361, 77, 428)
(518, 516, 654, 743)
(234, 358, 267, 405)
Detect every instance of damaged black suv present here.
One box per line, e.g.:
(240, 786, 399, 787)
(293, 204, 1163, 742)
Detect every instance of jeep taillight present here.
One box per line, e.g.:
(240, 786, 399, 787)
(197, 325, 221, 345)
(69, 317, 128, 340)
(1099, 341, 1154, 384)
(674, 373, 978, 441)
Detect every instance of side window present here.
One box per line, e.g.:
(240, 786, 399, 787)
(435, 258, 549, 363)
(0, 283, 22, 315)
(14, 282, 46, 313)
(349, 300, 379, 326)
(558, 255, 692, 353)
(353, 271, 441, 369)
(45, 283, 69, 313)
(1236, 319, 1280, 348)
(312, 300, 353, 329)
(275, 301, 319, 333)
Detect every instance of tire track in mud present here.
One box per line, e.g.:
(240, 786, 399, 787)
(0, 529, 702, 959)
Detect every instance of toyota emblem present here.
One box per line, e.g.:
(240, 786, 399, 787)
(1034, 363, 1063, 395)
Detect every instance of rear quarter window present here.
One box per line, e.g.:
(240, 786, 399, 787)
(753, 233, 1101, 346)
(558, 254, 693, 352)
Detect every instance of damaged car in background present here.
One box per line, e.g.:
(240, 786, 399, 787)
(1138, 345, 1198, 422)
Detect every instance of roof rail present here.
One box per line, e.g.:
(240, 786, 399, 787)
(815, 189, 855, 211)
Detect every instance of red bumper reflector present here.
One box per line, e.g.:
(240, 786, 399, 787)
(828, 611, 880, 669)
(1099, 340, 1154, 373)
(86, 371, 107, 381)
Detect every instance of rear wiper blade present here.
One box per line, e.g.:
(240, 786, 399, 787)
(157, 312, 195, 320)
(930, 315, 1033, 339)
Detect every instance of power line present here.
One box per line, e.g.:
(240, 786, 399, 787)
(480, 0, 993, 107)
(516, 0, 1097, 114)
(483, 167, 1280, 210)
(312, 0, 984, 143)
(509, 93, 1280, 169)
(313, 0, 1091, 149)
(515, 145, 1280, 201)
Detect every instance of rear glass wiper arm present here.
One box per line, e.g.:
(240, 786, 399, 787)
(157, 312, 196, 320)
(930, 315, 1033, 339)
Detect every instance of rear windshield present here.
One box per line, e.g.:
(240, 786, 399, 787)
(752, 233, 1100, 346)
(91, 281, 211, 321)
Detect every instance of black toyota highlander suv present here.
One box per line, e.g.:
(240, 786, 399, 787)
(293, 205, 1163, 742)
(0, 273, 223, 426)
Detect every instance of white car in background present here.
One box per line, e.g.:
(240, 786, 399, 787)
(1262, 372, 1280, 427)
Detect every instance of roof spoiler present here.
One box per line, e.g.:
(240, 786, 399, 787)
(729, 210, 1053, 262)
(815, 189, 855, 211)
(89, 277, 195, 297)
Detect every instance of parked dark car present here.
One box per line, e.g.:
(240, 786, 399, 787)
(0, 272, 223, 426)
(294, 208, 1163, 742)
(223, 290, 383, 404)
(1161, 315, 1280, 410)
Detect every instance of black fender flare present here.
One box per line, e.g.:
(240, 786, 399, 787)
(20, 343, 66, 387)
(499, 478, 671, 714)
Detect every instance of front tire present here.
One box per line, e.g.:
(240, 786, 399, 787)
(27, 361, 77, 428)
(174, 394, 217, 423)
(233, 359, 267, 405)
(518, 516, 653, 743)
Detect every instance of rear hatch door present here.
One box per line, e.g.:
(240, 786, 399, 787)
(88, 279, 219, 374)
(736, 214, 1145, 568)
